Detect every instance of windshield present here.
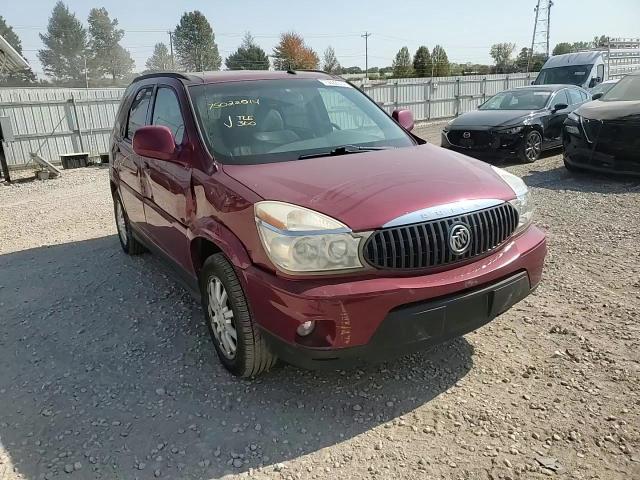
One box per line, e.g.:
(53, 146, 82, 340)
(601, 75, 640, 102)
(591, 81, 616, 96)
(189, 79, 414, 164)
(479, 89, 551, 110)
(534, 64, 593, 86)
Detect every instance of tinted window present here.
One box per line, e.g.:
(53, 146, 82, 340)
(602, 75, 640, 101)
(568, 88, 584, 105)
(126, 87, 153, 139)
(480, 89, 551, 110)
(152, 87, 185, 144)
(189, 79, 414, 165)
(533, 64, 594, 86)
(552, 90, 569, 107)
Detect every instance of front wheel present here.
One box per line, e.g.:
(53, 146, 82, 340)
(200, 253, 277, 378)
(519, 130, 543, 163)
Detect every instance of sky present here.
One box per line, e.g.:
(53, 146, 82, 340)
(3, 0, 639, 77)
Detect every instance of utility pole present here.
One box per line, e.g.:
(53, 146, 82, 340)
(361, 32, 371, 81)
(168, 30, 175, 69)
(528, 0, 553, 71)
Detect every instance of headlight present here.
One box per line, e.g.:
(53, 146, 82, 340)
(491, 166, 534, 234)
(568, 112, 580, 122)
(498, 125, 524, 135)
(254, 201, 363, 274)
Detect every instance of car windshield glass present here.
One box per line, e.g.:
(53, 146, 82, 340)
(479, 90, 551, 110)
(533, 64, 593, 86)
(189, 79, 414, 164)
(600, 75, 640, 101)
(591, 82, 616, 96)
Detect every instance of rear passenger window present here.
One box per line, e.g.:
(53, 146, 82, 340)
(152, 87, 185, 144)
(553, 90, 569, 107)
(568, 89, 583, 105)
(126, 87, 153, 139)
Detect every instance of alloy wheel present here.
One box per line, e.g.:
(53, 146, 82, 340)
(207, 276, 237, 359)
(525, 132, 542, 161)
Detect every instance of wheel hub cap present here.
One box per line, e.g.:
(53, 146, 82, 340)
(207, 277, 237, 359)
(525, 133, 542, 160)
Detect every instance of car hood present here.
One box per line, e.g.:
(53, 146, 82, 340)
(577, 99, 640, 121)
(222, 144, 516, 231)
(448, 109, 538, 128)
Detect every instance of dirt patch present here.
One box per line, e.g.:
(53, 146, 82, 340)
(0, 125, 638, 479)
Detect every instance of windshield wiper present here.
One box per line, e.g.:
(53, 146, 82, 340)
(298, 145, 388, 160)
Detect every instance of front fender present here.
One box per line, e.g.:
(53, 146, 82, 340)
(189, 217, 252, 271)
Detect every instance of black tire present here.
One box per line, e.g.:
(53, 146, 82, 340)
(200, 253, 277, 378)
(113, 193, 145, 255)
(518, 130, 543, 163)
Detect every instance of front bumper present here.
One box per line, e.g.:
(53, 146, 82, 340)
(239, 226, 547, 369)
(441, 129, 524, 159)
(563, 123, 640, 176)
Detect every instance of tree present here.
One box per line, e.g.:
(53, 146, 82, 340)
(392, 46, 412, 78)
(342, 66, 363, 74)
(516, 48, 546, 72)
(87, 8, 134, 83)
(272, 32, 319, 70)
(431, 45, 450, 76)
(38, 2, 88, 84)
(593, 35, 609, 48)
(174, 11, 222, 71)
(225, 32, 269, 70)
(0, 15, 35, 85)
(145, 43, 172, 72)
(552, 42, 573, 56)
(412, 46, 432, 77)
(322, 46, 341, 74)
(490, 42, 516, 73)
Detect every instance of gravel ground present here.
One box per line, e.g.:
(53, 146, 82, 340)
(0, 123, 638, 480)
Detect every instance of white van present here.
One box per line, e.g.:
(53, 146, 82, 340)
(534, 48, 640, 90)
(534, 52, 606, 89)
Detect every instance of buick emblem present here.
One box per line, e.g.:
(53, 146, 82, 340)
(449, 223, 472, 255)
(462, 131, 471, 139)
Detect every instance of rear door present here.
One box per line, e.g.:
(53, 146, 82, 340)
(139, 83, 194, 271)
(115, 85, 154, 227)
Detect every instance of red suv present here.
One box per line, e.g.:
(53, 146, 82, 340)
(110, 71, 546, 377)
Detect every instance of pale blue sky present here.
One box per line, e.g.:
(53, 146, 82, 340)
(3, 0, 639, 76)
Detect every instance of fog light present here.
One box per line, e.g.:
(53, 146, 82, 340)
(296, 320, 316, 336)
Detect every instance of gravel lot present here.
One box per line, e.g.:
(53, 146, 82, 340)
(1, 123, 638, 480)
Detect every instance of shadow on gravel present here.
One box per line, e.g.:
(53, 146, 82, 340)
(521, 165, 640, 194)
(0, 236, 473, 479)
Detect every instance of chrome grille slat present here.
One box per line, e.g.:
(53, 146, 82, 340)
(363, 203, 519, 270)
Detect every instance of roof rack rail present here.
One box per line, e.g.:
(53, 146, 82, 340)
(131, 71, 201, 83)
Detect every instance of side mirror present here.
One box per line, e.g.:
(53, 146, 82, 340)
(592, 92, 604, 100)
(133, 125, 176, 161)
(588, 77, 601, 88)
(552, 103, 568, 113)
(392, 108, 414, 131)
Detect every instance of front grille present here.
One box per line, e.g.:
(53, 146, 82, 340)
(363, 203, 519, 270)
(447, 130, 494, 148)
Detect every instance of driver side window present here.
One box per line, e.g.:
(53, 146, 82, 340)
(152, 87, 185, 144)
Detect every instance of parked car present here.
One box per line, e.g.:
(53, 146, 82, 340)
(589, 79, 618, 99)
(110, 70, 547, 377)
(441, 85, 590, 163)
(563, 70, 640, 175)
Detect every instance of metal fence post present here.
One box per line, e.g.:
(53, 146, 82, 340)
(505, 75, 510, 90)
(393, 81, 399, 110)
(455, 78, 460, 116)
(66, 96, 85, 153)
